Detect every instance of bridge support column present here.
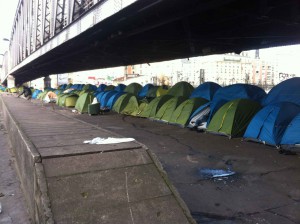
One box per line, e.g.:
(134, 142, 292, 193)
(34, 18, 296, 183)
(44, 76, 51, 89)
(7, 75, 15, 88)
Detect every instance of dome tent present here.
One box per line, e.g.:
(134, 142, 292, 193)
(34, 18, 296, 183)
(207, 99, 261, 138)
(153, 96, 187, 122)
(208, 84, 266, 124)
(263, 77, 300, 106)
(139, 95, 173, 118)
(190, 82, 221, 100)
(168, 97, 208, 127)
(244, 102, 300, 146)
(280, 113, 300, 149)
(167, 81, 194, 97)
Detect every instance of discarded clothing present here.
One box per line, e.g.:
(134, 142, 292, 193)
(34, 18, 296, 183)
(198, 168, 236, 178)
(83, 137, 135, 144)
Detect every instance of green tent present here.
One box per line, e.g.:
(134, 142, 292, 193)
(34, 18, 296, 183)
(57, 93, 79, 107)
(207, 98, 262, 137)
(154, 96, 187, 121)
(75, 92, 94, 113)
(156, 86, 169, 96)
(65, 95, 79, 107)
(124, 83, 142, 95)
(139, 95, 173, 118)
(135, 101, 148, 116)
(120, 95, 140, 116)
(167, 81, 194, 97)
(169, 97, 208, 127)
(113, 93, 134, 113)
(146, 86, 159, 98)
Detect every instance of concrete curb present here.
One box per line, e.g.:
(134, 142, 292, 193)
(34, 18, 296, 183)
(0, 95, 55, 224)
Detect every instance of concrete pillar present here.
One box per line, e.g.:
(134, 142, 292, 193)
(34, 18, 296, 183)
(7, 75, 15, 88)
(44, 76, 51, 89)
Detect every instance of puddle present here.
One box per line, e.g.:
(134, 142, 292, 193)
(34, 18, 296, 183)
(198, 168, 236, 179)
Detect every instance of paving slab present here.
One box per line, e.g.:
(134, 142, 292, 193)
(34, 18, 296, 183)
(43, 149, 152, 177)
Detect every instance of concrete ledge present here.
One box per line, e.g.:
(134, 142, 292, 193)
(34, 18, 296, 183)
(0, 95, 54, 223)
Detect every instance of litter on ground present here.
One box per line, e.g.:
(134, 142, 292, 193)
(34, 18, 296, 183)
(83, 137, 135, 144)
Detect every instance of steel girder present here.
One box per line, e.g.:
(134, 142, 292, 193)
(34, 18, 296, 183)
(7, 0, 115, 69)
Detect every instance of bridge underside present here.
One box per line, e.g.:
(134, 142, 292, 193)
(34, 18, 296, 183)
(11, 0, 300, 84)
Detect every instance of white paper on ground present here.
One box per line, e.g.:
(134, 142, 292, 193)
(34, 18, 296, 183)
(83, 137, 135, 144)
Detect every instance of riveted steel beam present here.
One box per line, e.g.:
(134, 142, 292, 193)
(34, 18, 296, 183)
(72, 0, 94, 21)
(36, 0, 43, 49)
(44, 0, 52, 43)
(55, 0, 67, 34)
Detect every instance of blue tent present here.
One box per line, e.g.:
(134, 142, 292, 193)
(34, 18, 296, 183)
(244, 102, 300, 146)
(138, 84, 154, 98)
(96, 84, 107, 92)
(114, 84, 126, 92)
(190, 82, 221, 100)
(100, 90, 118, 108)
(106, 92, 126, 109)
(280, 113, 300, 148)
(95, 91, 106, 103)
(208, 84, 266, 124)
(32, 89, 42, 99)
(263, 77, 300, 106)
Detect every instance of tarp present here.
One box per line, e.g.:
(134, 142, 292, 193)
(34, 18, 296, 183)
(167, 81, 194, 97)
(154, 96, 187, 122)
(263, 77, 300, 106)
(139, 95, 173, 118)
(208, 84, 266, 124)
(169, 97, 208, 127)
(281, 113, 300, 147)
(187, 102, 211, 129)
(75, 92, 95, 113)
(138, 84, 154, 98)
(124, 83, 142, 95)
(190, 82, 221, 100)
(207, 99, 262, 137)
(113, 93, 134, 113)
(244, 102, 300, 146)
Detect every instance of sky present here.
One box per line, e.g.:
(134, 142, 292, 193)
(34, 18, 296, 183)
(0, 0, 19, 57)
(0, 0, 299, 75)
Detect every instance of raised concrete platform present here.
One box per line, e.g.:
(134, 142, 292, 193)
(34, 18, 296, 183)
(0, 94, 195, 224)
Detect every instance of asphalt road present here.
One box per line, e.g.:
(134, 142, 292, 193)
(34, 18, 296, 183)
(52, 105, 300, 224)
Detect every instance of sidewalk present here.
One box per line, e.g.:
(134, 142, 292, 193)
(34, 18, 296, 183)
(0, 93, 194, 224)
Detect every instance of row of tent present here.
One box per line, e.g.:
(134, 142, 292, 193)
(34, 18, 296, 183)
(11, 78, 300, 150)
